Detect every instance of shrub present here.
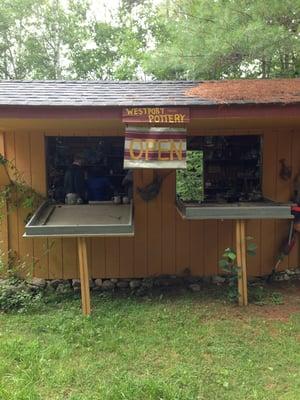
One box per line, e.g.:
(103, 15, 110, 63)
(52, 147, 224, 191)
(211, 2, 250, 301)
(0, 277, 42, 313)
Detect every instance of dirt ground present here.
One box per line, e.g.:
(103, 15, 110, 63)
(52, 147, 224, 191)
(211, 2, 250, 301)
(225, 281, 300, 322)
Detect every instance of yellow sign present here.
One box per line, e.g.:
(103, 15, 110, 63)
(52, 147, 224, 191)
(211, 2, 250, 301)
(122, 107, 190, 124)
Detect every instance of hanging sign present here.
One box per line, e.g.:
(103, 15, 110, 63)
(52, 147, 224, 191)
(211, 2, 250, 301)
(122, 107, 190, 124)
(124, 126, 187, 169)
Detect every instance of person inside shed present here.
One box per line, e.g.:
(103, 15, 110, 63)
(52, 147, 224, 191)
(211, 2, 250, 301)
(64, 154, 86, 204)
(86, 167, 114, 201)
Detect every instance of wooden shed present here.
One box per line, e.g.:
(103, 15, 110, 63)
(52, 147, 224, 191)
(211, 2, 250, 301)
(0, 79, 299, 288)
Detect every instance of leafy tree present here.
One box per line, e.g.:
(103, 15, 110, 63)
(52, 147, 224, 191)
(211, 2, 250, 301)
(0, 0, 37, 79)
(176, 151, 203, 202)
(0, 0, 299, 80)
(144, 0, 300, 79)
(0, 0, 91, 79)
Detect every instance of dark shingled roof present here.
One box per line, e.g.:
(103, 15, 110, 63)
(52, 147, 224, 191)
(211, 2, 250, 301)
(0, 80, 206, 107)
(0, 79, 299, 107)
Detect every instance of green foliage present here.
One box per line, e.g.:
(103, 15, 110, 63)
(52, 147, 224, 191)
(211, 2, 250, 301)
(0, 277, 42, 313)
(219, 238, 257, 302)
(0, 0, 299, 80)
(143, 0, 300, 80)
(0, 155, 44, 222)
(0, 248, 44, 312)
(176, 150, 203, 202)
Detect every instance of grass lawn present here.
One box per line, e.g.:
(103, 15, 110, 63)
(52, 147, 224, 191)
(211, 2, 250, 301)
(0, 283, 299, 400)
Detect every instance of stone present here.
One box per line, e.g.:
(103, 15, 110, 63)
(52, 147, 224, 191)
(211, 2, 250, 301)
(95, 279, 103, 287)
(142, 278, 154, 289)
(116, 280, 129, 288)
(110, 278, 118, 283)
(129, 279, 141, 289)
(89, 279, 95, 288)
(212, 276, 226, 284)
(202, 276, 212, 284)
(284, 273, 290, 281)
(102, 280, 115, 290)
(135, 286, 147, 297)
(56, 283, 71, 294)
(274, 274, 285, 281)
(72, 279, 81, 288)
(248, 276, 260, 283)
(189, 283, 201, 292)
(184, 276, 201, 283)
(27, 277, 46, 288)
(155, 276, 180, 287)
(294, 268, 300, 275)
(285, 269, 294, 275)
(48, 279, 63, 289)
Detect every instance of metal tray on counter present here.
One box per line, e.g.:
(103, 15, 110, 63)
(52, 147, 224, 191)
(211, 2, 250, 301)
(176, 199, 293, 220)
(24, 201, 134, 237)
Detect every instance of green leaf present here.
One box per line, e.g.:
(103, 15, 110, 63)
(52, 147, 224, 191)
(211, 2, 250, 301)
(226, 252, 236, 261)
(219, 259, 229, 269)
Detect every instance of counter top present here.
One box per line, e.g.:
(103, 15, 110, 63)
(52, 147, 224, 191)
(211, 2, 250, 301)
(177, 200, 293, 220)
(24, 201, 134, 237)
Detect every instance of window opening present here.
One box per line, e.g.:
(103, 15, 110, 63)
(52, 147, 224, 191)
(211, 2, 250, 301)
(176, 135, 262, 203)
(46, 136, 129, 204)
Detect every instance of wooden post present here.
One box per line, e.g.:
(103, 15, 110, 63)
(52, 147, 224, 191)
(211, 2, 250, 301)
(240, 220, 248, 306)
(77, 237, 91, 316)
(235, 219, 248, 306)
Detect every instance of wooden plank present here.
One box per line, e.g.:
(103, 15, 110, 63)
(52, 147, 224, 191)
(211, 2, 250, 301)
(240, 220, 248, 306)
(246, 219, 261, 276)
(91, 238, 106, 278)
(105, 237, 119, 278)
(236, 220, 243, 306)
(289, 130, 300, 268)
(0, 132, 9, 271)
(48, 238, 63, 278)
(119, 237, 134, 278)
(30, 132, 49, 278)
(86, 237, 92, 276)
(62, 238, 78, 279)
(276, 131, 292, 202)
(203, 220, 218, 276)
(15, 132, 33, 277)
(0, 163, 11, 186)
(161, 171, 176, 275)
(175, 210, 190, 275)
(147, 170, 162, 276)
(78, 237, 91, 316)
(190, 220, 204, 276)
(133, 170, 147, 277)
(5, 132, 19, 261)
(217, 220, 233, 274)
(275, 130, 293, 270)
(260, 220, 276, 275)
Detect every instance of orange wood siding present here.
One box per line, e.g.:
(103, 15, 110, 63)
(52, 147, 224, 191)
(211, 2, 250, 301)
(2, 127, 299, 279)
(0, 132, 9, 271)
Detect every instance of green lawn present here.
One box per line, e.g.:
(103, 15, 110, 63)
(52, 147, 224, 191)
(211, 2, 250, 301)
(0, 286, 299, 400)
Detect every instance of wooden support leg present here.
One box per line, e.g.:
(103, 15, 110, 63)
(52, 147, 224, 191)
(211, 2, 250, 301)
(77, 237, 91, 316)
(235, 220, 248, 306)
(240, 220, 248, 306)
